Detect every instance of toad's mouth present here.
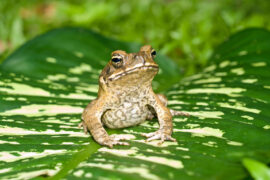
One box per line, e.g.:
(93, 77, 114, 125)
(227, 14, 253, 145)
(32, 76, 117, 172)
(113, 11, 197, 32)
(108, 64, 159, 81)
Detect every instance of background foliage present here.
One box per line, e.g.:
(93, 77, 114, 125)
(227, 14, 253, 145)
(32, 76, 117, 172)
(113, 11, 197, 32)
(1, 0, 270, 75)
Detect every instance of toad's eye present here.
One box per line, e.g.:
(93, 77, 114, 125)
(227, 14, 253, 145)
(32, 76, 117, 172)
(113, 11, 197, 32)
(151, 50, 156, 57)
(111, 56, 123, 68)
(112, 58, 122, 63)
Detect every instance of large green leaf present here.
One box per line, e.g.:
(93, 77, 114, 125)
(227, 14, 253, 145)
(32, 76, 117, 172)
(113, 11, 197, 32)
(242, 158, 270, 180)
(0, 28, 270, 180)
(0, 28, 181, 92)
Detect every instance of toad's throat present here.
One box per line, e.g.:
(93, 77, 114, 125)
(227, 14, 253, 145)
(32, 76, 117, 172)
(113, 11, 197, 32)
(108, 65, 158, 81)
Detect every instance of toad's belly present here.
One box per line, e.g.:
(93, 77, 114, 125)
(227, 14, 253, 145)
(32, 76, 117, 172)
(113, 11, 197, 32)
(102, 102, 150, 129)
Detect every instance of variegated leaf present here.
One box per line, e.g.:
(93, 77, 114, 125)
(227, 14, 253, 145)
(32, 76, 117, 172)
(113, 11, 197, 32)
(0, 28, 270, 180)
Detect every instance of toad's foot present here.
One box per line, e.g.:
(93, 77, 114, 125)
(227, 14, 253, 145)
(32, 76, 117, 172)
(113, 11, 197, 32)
(141, 130, 176, 145)
(102, 135, 130, 148)
(170, 109, 190, 116)
(79, 122, 129, 148)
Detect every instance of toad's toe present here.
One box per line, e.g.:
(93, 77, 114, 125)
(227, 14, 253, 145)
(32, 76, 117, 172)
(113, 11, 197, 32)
(78, 121, 88, 134)
(142, 130, 177, 144)
(102, 135, 130, 148)
(141, 132, 156, 138)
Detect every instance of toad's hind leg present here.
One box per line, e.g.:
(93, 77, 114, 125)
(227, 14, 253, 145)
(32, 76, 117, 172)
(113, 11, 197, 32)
(156, 94, 189, 117)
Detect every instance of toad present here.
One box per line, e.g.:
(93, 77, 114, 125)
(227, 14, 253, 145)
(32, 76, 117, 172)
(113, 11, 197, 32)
(80, 45, 189, 148)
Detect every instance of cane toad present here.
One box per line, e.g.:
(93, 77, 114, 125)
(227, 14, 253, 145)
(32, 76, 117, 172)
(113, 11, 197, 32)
(80, 45, 189, 148)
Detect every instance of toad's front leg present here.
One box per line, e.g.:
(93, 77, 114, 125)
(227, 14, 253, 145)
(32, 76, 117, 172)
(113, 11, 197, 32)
(142, 93, 176, 144)
(81, 99, 129, 148)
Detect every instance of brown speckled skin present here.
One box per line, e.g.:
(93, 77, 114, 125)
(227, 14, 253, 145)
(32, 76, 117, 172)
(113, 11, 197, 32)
(81, 45, 189, 148)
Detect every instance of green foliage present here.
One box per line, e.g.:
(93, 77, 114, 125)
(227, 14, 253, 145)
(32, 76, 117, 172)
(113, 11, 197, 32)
(0, 28, 180, 92)
(0, 27, 270, 179)
(242, 158, 270, 180)
(1, 0, 270, 75)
